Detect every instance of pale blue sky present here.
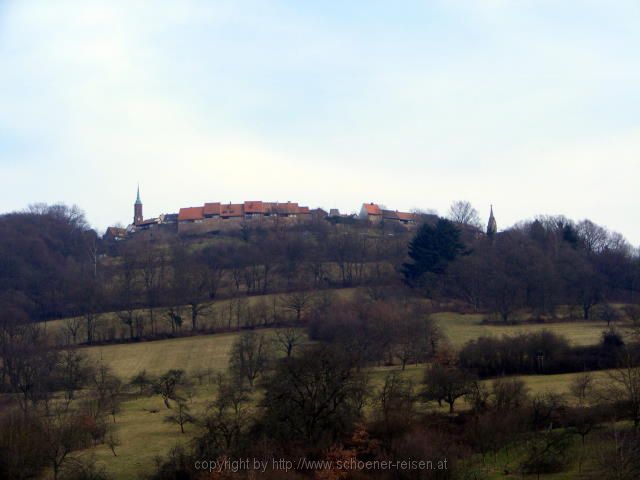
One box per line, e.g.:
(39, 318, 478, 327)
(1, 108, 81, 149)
(1, 0, 639, 243)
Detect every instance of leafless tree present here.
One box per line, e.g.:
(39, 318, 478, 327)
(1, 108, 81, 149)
(171, 242, 210, 331)
(623, 305, 640, 341)
(164, 401, 194, 434)
(229, 331, 273, 387)
(567, 372, 597, 472)
(491, 377, 529, 411)
(392, 314, 439, 370)
(577, 219, 609, 253)
(199, 373, 252, 451)
(139, 245, 161, 335)
(106, 431, 120, 456)
(274, 327, 305, 357)
(570, 372, 594, 406)
(447, 200, 481, 228)
(594, 303, 622, 327)
(200, 246, 227, 299)
(153, 369, 187, 409)
(604, 350, 640, 430)
(116, 249, 139, 340)
(281, 290, 314, 323)
(58, 349, 93, 410)
(422, 364, 476, 413)
(165, 306, 183, 334)
(376, 371, 416, 440)
(41, 411, 92, 480)
(62, 317, 82, 345)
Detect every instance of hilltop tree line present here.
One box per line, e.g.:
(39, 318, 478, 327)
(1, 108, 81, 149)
(0, 204, 410, 327)
(1, 203, 639, 341)
(403, 216, 640, 322)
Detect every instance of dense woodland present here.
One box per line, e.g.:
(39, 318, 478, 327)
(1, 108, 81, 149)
(1, 202, 640, 479)
(1, 203, 639, 327)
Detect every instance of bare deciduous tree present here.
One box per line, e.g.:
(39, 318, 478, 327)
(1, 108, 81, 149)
(62, 317, 82, 345)
(604, 350, 640, 430)
(422, 364, 476, 413)
(281, 290, 314, 323)
(448, 200, 481, 228)
(164, 401, 194, 434)
(274, 327, 305, 357)
(229, 331, 273, 387)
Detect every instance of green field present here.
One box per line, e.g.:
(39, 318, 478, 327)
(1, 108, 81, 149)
(79, 314, 617, 380)
(433, 311, 619, 347)
(74, 323, 617, 479)
(82, 362, 609, 479)
(43, 286, 629, 349)
(54, 297, 629, 479)
(82, 331, 241, 377)
(43, 287, 359, 346)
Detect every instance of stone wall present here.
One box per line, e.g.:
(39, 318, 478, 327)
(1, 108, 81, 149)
(177, 214, 312, 235)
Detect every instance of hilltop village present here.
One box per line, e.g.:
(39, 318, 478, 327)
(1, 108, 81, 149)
(103, 187, 492, 241)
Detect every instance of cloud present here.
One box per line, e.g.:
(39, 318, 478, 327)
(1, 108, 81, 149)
(0, 0, 639, 244)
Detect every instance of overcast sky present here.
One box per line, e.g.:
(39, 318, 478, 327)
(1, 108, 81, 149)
(1, 0, 639, 243)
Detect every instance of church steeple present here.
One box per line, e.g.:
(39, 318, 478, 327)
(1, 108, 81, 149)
(134, 185, 143, 225)
(487, 204, 497, 238)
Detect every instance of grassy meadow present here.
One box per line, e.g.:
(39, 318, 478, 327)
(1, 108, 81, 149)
(74, 321, 618, 479)
(81, 363, 613, 479)
(76, 312, 618, 380)
(82, 331, 240, 377)
(46, 289, 631, 479)
(433, 311, 617, 347)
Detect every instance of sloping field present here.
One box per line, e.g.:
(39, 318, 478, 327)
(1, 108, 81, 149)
(76, 309, 617, 380)
(369, 365, 613, 405)
(83, 360, 611, 479)
(433, 312, 616, 347)
(81, 331, 242, 378)
(44, 287, 359, 345)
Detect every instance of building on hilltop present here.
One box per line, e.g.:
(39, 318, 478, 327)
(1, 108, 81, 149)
(360, 203, 424, 227)
(105, 191, 442, 240)
(487, 205, 497, 238)
(177, 200, 312, 235)
(103, 226, 127, 242)
(134, 185, 143, 226)
(359, 203, 383, 223)
(158, 213, 178, 224)
(381, 209, 419, 226)
(311, 208, 328, 221)
(129, 186, 160, 231)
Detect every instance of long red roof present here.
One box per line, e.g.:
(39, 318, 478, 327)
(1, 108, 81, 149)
(363, 203, 382, 215)
(178, 207, 204, 221)
(203, 202, 221, 216)
(178, 200, 311, 220)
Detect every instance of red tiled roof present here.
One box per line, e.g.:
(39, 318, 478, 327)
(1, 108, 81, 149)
(262, 202, 277, 214)
(220, 203, 243, 217)
(244, 201, 264, 214)
(363, 203, 382, 215)
(382, 210, 417, 222)
(396, 211, 417, 221)
(179, 200, 311, 219)
(203, 202, 221, 216)
(106, 227, 126, 236)
(178, 207, 204, 221)
(278, 202, 299, 214)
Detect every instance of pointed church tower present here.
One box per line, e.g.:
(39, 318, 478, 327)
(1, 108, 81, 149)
(486, 205, 497, 238)
(134, 185, 143, 225)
